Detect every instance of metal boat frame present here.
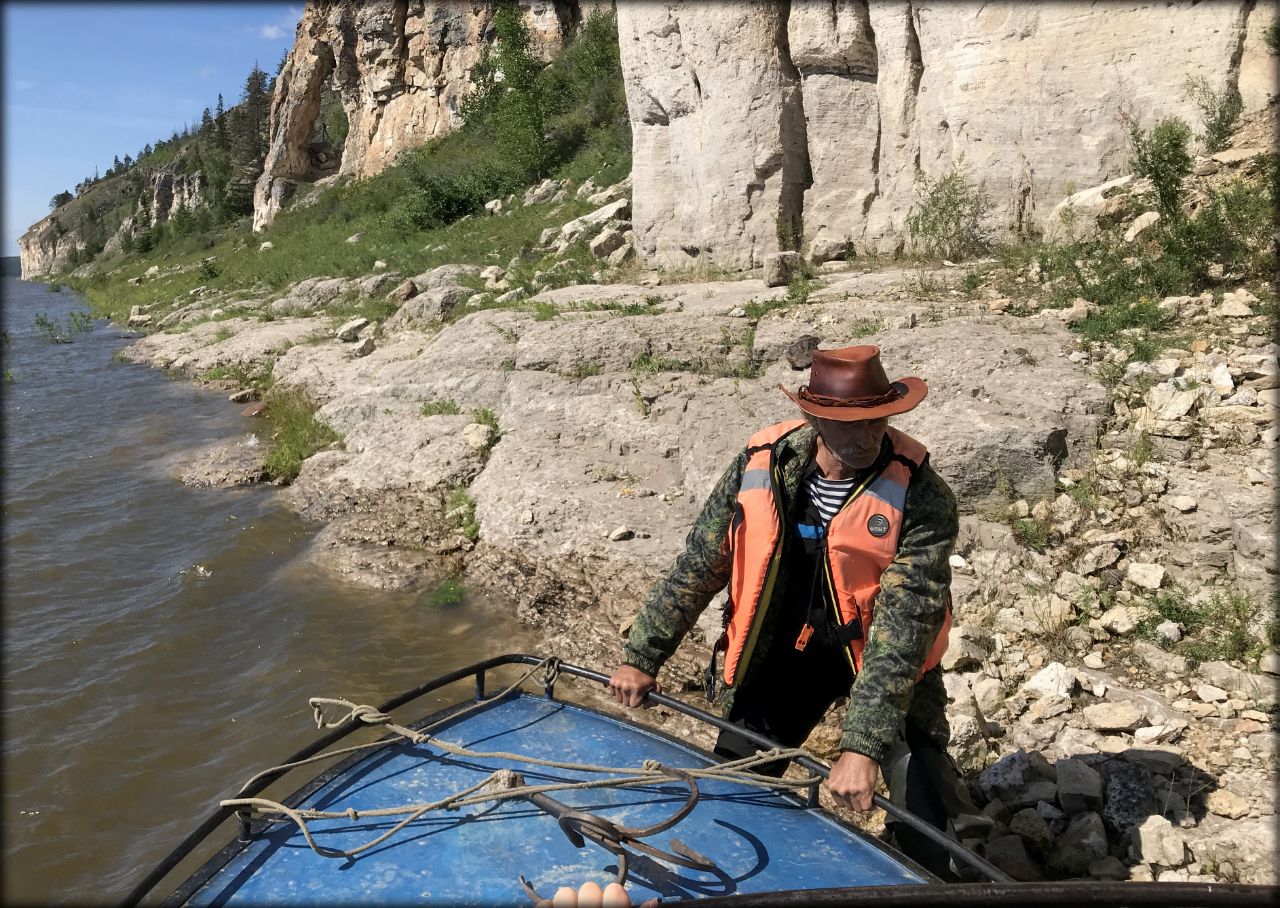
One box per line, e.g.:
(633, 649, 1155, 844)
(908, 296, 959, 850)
(123, 653, 1276, 907)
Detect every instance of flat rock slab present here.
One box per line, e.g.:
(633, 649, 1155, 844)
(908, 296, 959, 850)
(123, 317, 325, 377)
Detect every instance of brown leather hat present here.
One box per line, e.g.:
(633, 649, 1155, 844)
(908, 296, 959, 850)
(780, 345, 927, 421)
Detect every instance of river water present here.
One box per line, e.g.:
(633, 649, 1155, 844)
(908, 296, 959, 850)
(2, 279, 533, 905)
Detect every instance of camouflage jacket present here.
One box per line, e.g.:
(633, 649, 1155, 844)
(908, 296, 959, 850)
(623, 424, 958, 763)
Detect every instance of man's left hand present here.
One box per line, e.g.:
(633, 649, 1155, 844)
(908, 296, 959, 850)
(826, 750, 879, 812)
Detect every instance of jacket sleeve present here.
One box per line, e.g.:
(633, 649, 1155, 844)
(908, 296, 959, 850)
(622, 449, 747, 676)
(839, 462, 957, 763)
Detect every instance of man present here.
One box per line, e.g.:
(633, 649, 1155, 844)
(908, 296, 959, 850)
(608, 344, 986, 878)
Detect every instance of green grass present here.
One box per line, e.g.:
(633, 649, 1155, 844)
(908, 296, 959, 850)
(59, 10, 631, 327)
(567, 361, 603, 378)
(1135, 588, 1265, 668)
(426, 576, 467, 609)
(1065, 476, 1099, 512)
(420, 398, 461, 416)
(200, 360, 273, 390)
(445, 484, 479, 542)
(1013, 517, 1052, 553)
(260, 386, 342, 482)
(472, 406, 499, 433)
(632, 352, 690, 374)
(1129, 431, 1157, 468)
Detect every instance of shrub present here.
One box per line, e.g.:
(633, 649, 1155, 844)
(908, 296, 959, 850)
(445, 484, 479, 542)
(1126, 116, 1192, 219)
(904, 158, 991, 261)
(1185, 76, 1244, 153)
(420, 398, 461, 416)
(1137, 588, 1265, 667)
(261, 386, 341, 482)
(1266, 20, 1280, 54)
(1013, 517, 1051, 552)
(33, 312, 70, 343)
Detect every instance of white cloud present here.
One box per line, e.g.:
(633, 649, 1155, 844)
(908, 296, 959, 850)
(259, 24, 284, 39)
(199, 66, 216, 79)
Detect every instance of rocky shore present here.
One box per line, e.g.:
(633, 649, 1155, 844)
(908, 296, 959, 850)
(111, 148, 1277, 885)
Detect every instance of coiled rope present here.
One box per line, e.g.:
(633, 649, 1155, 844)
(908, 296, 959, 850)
(221, 657, 821, 861)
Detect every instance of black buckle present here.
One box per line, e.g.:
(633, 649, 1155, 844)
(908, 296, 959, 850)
(834, 618, 863, 646)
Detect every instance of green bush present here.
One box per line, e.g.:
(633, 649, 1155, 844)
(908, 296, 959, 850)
(387, 4, 629, 235)
(261, 387, 341, 482)
(1126, 116, 1192, 219)
(1013, 517, 1051, 552)
(1185, 77, 1243, 153)
(420, 399, 461, 416)
(1137, 588, 1265, 668)
(445, 485, 479, 542)
(904, 158, 991, 261)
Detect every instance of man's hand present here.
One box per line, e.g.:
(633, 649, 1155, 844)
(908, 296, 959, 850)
(608, 665, 660, 708)
(826, 750, 880, 812)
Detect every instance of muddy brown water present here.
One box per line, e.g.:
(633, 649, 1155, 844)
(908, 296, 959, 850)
(2, 279, 537, 905)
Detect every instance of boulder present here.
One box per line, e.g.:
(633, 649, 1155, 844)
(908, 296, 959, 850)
(763, 251, 803, 287)
(1133, 815, 1187, 867)
(558, 197, 631, 245)
(383, 286, 475, 330)
(1126, 562, 1165, 590)
(1047, 812, 1108, 875)
(1083, 700, 1144, 732)
(1009, 807, 1055, 854)
(589, 227, 627, 259)
(1101, 759, 1156, 835)
(1055, 758, 1104, 815)
(411, 264, 483, 292)
(1123, 210, 1161, 242)
(984, 835, 1045, 882)
(1022, 662, 1077, 700)
(389, 279, 419, 303)
(336, 317, 370, 342)
(942, 625, 989, 672)
(1205, 788, 1250, 819)
(1131, 640, 1188, 675)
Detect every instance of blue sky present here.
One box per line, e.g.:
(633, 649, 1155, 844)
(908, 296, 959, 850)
(3, 2, 303, 256)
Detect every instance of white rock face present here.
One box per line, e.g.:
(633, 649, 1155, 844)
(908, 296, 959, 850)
(253, 1, 580, 230)
(616, 2, 808, 269)
(620, 0, 1263, 268)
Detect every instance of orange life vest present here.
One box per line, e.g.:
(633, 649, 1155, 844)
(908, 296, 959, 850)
(721, 420, 952, 687)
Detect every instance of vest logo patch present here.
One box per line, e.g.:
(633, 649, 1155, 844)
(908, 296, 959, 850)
(867, 514, 891, 537)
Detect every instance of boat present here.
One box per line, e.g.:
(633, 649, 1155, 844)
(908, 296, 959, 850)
(125, 654, 1275, 906)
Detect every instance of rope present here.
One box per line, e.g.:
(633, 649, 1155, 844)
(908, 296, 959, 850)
(222, 657, 822, 861)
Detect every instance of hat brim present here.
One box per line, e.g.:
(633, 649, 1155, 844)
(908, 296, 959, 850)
(780, 377, 928, 422)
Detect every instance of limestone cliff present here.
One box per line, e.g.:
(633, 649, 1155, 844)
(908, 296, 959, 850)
(19, 215, 87, 278)
(19, 163, 207, 279)
(253, 0, 589, 230)
(620, 1, 1272, 268)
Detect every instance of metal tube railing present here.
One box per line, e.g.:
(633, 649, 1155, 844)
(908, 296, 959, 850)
(126, 652, 1012, 904)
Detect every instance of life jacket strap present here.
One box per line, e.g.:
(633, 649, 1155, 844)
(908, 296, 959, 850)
(834, 617, 864, 646)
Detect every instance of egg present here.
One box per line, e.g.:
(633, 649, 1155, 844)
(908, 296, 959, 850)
(601, 882, 631, 907)
(576, 880, 604, 907)
(552, 885, 579, 907)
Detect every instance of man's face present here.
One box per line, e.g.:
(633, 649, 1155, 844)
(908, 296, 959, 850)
(811, 416, 888, 470)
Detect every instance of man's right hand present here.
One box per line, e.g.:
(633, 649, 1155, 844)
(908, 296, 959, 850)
(608, 665, 660, 708)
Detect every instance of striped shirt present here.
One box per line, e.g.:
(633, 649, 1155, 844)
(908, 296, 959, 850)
(803, 471, 859, 526)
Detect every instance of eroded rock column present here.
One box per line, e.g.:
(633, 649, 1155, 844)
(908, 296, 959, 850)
(617, 1, 808, 269)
